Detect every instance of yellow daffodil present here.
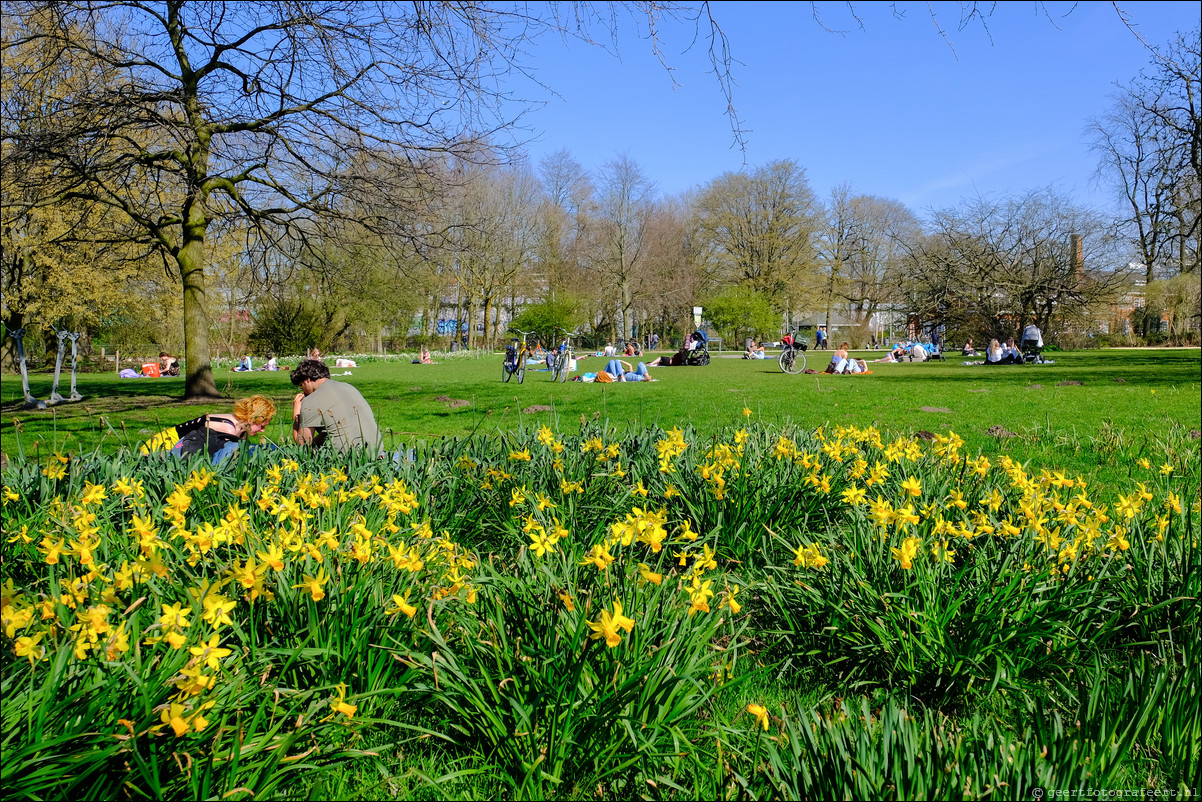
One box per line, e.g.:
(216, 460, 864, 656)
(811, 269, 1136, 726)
(529, 532, 556, 558)
(578, 544, 615, 571)
(637, 563, 662, 585)
(793, 543, 829, 570)
(189, 633, 232, 670)
(330, 683, 357, 718)
(160, 703, 192, 737)
(586, 599, 635, 648)
(389, 592, 418, 618)
(687, 576, 714, 615)
(841, 484, 866, 505)
(201, 595, 236, 630)
(293, 569, 328, 602)
(15, 632, 46, 665)
(894, 504, 920, 529)
(891, 536, 921, 570)
(725, 585, 742, 614)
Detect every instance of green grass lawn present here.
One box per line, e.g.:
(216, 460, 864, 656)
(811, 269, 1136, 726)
(3, 348, 1199, 483)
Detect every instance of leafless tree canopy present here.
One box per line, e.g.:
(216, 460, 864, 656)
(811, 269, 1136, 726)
(902, 190, 1126, 340)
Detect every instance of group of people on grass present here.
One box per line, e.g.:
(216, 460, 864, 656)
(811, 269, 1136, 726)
(231, 353, 284, 372)
(961, 325, 1045, 365)
(120, 352, 180, 378)
(575, 359, 654, 383)
(154, 332, 698, 462)
(147, 359, 381, 465)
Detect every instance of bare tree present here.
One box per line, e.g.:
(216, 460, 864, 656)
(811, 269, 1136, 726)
(640, 196, 700, 342)
(536, 149, 594, 303)
(1091, 26, 1201, 289)
(904, 190, 1126, 341)
(595, 152, 656, 342)
(820, 186, 918, 338)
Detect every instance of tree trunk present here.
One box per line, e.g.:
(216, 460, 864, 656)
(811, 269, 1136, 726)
(1, 310, 24, 373)
(179, 205, 218, 398)
(482, 295, 493, 348)
(621, 280, 633, 341)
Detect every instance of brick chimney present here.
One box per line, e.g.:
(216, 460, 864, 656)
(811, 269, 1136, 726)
(1070, 234, 1084, 284)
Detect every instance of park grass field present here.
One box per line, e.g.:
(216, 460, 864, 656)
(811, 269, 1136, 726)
(3, 348, 1199, 483)
(1, 348, 1200, 799)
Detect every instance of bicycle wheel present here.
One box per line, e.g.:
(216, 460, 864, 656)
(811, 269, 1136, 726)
(516, 357, 527, 384)
(502, 359, 513, 382)
(780, 348, 804, 374)
(556, 352, 571, 382)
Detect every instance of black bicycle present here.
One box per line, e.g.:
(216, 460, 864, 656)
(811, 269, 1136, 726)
(778, 331, 808, 374)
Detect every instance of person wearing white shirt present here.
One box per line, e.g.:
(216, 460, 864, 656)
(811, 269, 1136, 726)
(985, 338, 1020, 365)
(1001, 338, 1020, 361)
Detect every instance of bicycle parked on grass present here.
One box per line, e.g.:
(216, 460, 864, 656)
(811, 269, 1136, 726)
(502, 329, 535, 383)
(778, 331, 809, 374)
(550, 328, 578, 382)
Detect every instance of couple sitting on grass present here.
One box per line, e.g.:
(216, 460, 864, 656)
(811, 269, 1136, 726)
(142, 360, 382, 464)
(743, 341, 766, 359)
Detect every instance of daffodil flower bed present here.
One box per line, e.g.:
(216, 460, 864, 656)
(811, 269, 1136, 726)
(2, 422, 1198, 798)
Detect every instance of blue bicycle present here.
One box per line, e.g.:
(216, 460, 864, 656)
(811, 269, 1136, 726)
(550, 329, 578, 382)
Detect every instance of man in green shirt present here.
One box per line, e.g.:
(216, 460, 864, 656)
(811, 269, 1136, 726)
(290, 360, 381, 454)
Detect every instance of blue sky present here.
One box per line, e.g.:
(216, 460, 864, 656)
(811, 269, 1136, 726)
(507, 1, 1197, 216)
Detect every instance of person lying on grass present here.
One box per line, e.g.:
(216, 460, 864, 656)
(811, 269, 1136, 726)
(874, 343, 908, 363)
(140, 395, 277, 461)
(600, 359, 654, 382)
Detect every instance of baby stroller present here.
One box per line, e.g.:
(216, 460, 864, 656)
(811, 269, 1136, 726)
(684, 330, 711, 366)
(1020, 324, 1045, 364)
